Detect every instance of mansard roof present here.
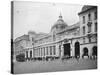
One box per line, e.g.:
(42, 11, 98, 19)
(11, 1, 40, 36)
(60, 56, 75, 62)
(78, 5, 97, 15)
(14, 34, 29, 43)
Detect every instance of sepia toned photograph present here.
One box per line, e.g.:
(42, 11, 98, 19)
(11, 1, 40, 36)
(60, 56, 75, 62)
(11, 1, 97, 74)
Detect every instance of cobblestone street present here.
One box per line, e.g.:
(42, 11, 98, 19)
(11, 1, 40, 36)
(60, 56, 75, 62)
(14, 59, 97, 74)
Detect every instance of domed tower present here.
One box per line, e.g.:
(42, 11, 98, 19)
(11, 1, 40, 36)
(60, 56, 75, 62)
(51, 13, 68, 41)
(51, 13, 68, 33)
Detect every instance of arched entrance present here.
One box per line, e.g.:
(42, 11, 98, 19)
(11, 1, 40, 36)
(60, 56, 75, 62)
(75, 42, 80, 58)
(30, 51, 32, 60)
(92, 46, 97, 56)
(82, 47, 89, 58)
(26, 51, 28, 60)
(63, 43, 70, 57)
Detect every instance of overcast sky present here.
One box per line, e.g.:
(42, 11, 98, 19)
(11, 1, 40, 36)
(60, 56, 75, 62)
(13, 1, 83, 39)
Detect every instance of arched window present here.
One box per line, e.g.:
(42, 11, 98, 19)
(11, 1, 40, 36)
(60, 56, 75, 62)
(75, 41, 80, 57)
(92, 46, 97, 56)
(83, 47, 88, 56)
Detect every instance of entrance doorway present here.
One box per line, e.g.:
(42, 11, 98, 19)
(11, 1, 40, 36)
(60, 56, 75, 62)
(82, 47, 89, 58)
(63, 43, 70, 56)
(75, 42, 80, 57)
(92, 46, 97, 56)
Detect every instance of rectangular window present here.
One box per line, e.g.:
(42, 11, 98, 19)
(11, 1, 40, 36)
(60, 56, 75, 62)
(83, 16, 85, 24)
(88, 13, 91, 21)
(53, 46, 56, 55)
(32, 38, 34, 41)
(95, 22, 97, 32)
(53, 34, 56, 41)
(83, 26, 85, 35)
(88, 25, 91, 33)
(94, 11, 97, 20)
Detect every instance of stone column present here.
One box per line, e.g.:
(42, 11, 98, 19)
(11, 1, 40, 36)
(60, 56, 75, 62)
(32, 49, 34, 58)
(51, 46, 54, 56)
(38, 48, 40, 57)
(34, 49, 35, 58)
(33, 49, 35, 58)
(44, 47, 45, 57)
(39, 48, 41, 57)
(40, 48, 41, 57)
(25, 51, 26, 59)
(47, 47, 48, 56)
(88, 48, 91, 58)
(13, 55, 16, 63)
(61, 45, 64, 57)
(43, 48, 44, 57)
(45, 47, 47, 57)
(49, 46, 51, 56)
(37, 49, 38, 57)
(41, 48, 42, 57)
(48, 46, 50, 56)
(70, 44, 73, 57)
(38, 49, 39, 58)
(56, 44, 59, 57)
(36, 49, 37, 58)
(42, 48, 43, 57)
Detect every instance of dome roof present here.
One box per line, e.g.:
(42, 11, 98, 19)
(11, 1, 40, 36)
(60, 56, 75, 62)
(51, 14, 68, 31)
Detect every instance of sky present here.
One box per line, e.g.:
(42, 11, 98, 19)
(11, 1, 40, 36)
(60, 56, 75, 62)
(13, 1, 83, 39)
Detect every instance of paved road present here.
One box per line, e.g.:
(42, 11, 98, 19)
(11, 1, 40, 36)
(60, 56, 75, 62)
(14, 59, 97, 74)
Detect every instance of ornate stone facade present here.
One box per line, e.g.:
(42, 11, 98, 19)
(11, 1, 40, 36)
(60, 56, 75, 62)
(14, 5, 97, 62)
